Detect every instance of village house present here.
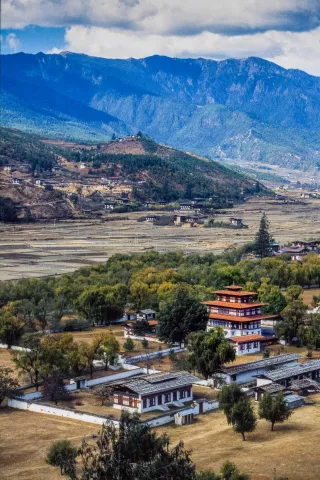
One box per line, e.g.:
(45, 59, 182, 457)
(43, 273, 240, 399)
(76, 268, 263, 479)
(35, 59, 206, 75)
(12, 178, 22, 185)
(203, 285, 278, 355)
(256, 360, 320, 388)
(229, 217, 243, 227)
(112, 371, 199, 413)
(144, 201, 156, 208)
(145, 214, 159, 222)
(179, 201, 193, 211)
(4, 165, 12, 172)
(216, 354, 301, 385)
(137, 309, 156, 321)
(105, 201, 117, 210)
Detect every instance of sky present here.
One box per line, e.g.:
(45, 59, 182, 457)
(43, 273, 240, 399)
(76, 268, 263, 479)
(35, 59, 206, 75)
(1, 0, 320, 75)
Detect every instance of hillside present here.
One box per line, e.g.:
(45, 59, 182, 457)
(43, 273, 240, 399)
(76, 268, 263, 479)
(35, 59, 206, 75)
(1, 53, 320, 170)
(0, 127, 264, 221)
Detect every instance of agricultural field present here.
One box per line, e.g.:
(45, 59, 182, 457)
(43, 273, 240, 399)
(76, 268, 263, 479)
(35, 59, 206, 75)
(0, 196, 319, 280)
(1, 395, 320, 480)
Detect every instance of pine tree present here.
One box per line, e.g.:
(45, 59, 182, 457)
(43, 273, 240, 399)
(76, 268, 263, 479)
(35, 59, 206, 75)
(254, 213, 274, 259)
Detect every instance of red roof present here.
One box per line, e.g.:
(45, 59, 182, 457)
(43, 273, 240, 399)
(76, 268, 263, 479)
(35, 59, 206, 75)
(229, 334, 269, 344)
(202, 301, 267, 309)
(212, 290, 257, 296)
(209, 313, 278, 322)
(148, 320, 158, 326)
(224, 285, 243, 290)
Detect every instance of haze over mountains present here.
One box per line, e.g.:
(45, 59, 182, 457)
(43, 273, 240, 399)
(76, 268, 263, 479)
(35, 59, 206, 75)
(1, 52, 319, 170)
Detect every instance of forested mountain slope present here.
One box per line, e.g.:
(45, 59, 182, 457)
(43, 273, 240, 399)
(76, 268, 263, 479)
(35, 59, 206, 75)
(1, 53, 319, 170)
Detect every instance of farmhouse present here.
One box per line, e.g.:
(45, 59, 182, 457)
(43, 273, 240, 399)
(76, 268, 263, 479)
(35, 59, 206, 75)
(203, 285, 278, 354)
(229, 217, 243, 227)
(256, 359, 320, 388)
(112, 371, 199, 413)
(216, 353, 302, 385)
(137, 309, 156, 321)
(12, 178, 22, 185)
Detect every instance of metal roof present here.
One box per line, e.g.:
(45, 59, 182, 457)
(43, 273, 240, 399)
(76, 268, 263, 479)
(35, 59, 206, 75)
(220, 354, 302, 376)
(112, 371, 199, 396)
(138, 309, 156, 315)
(261, 360, 320, 381)
(256, 383, 286, 394)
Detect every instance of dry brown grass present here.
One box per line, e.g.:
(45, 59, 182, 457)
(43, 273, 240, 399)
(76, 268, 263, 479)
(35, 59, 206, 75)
(303, 288, 320, 307)
(0, 349, 18, 377)
(158, 394, 320, 480)
(0, 409, 97, 480)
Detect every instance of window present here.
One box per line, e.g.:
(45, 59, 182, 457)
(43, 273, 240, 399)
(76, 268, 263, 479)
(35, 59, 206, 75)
(239, 344, 245, 351)
(173, 391, 177, 401)
(253, 342, 259, 348)
(186, 388, 191, 397)
(247, 343, 252, 350)
(180, 389, 186, 399)
(164, 392, 171, 403)
(149, 397, 156, 407)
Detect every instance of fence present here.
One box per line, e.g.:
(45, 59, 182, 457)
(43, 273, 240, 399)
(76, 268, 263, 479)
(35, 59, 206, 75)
(8, 397, 219, 429)
(0, 343, 31, 351)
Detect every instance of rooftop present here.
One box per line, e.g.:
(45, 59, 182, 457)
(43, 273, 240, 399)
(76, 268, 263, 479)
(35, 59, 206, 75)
(209, 313, 278, 323)
(138, 309, 156, 315)
(212, 290, 257, 296)
(229, 334, 268, 344)
(256, 383, 286, 394)
(219, 354, 302, 375)
(260, 360, 320, 382)
(112, 371, 199, 395)
(203, 301, 267, 309)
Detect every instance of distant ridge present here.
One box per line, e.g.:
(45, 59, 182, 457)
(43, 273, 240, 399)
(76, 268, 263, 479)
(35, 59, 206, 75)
(1, 52, 319, 170)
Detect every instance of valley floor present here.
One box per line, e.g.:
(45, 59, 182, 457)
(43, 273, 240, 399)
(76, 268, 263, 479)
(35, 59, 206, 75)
(1, 395, 319, 480)
(0, 196, 319, 280)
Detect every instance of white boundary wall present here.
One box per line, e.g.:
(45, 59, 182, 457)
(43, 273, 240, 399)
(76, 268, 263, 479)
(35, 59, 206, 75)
(0, 344, 31, 351)
(8, 398, 119, 426)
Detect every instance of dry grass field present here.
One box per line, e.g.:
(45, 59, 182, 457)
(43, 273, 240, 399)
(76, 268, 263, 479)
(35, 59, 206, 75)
(158, 395, 320, 480)
(0, 409, 97, 480)
(0, 196, 319, 280)
(303, 288, 320, 307)
(1, 395, 319, 480)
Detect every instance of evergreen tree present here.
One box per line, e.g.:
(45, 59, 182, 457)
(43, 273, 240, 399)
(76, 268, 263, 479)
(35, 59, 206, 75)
(230, 397, 257, 441)
(254, 213, 274, 259)
(258, 392, 292, 431)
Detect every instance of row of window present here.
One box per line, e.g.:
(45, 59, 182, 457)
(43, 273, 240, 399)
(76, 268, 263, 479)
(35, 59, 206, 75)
(142, 388, 191, 408)
(217, 296, 254, 303)
(213, 308, 262, 316)
(211, 320, 261, 330)
(239, 341, 259, 351)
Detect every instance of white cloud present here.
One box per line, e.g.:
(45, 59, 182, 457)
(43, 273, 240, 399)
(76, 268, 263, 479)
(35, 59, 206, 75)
(5, 33, 20, 52)
(57, 25, 320, 76)
(2, 0, 320, 33)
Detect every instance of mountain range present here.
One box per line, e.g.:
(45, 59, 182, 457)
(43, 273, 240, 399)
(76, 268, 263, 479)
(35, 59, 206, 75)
(1, 52, 319, 170)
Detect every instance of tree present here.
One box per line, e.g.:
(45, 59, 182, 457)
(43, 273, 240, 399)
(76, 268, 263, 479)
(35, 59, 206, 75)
(12, 334, 43, 390)
(33, 296, 52, 330)
(218, 383, 247, 425)
(254, 213, 274, 259)
(70, 410, 196, 480)
(276, 286, 307, 343)
(0, 310, 25, 348)
(46, 440, 77, 477)
(43, 369, 69, 405)
(123, 337, 135, 352)
(0, 366, 19, 405)
(258, 278, 286, 314)
(75, 288, 124, 326)
(82, 336, 105, 377)
(92, 385, 113, 406)
(220, 461, 249, 480)
(188, 329, 236, 379)
(258, 392, 292, 431)
(100, 332, 120, 370)
(141, 338, 149, 350)
(158, 289, 208, 346)
(229, 397, 257, 441)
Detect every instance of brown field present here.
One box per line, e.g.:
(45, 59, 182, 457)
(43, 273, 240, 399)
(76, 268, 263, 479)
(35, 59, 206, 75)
(0, 196, 319, 280)
(303, 288, 320, 307)
(0, 409, 97, 480)
(1, 395, 319, 480)
(0, 349, 16, 374)
(158, 394, 320, 480)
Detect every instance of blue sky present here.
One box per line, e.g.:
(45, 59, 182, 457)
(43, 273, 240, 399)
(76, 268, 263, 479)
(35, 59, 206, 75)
(1, 0, 320, 75)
